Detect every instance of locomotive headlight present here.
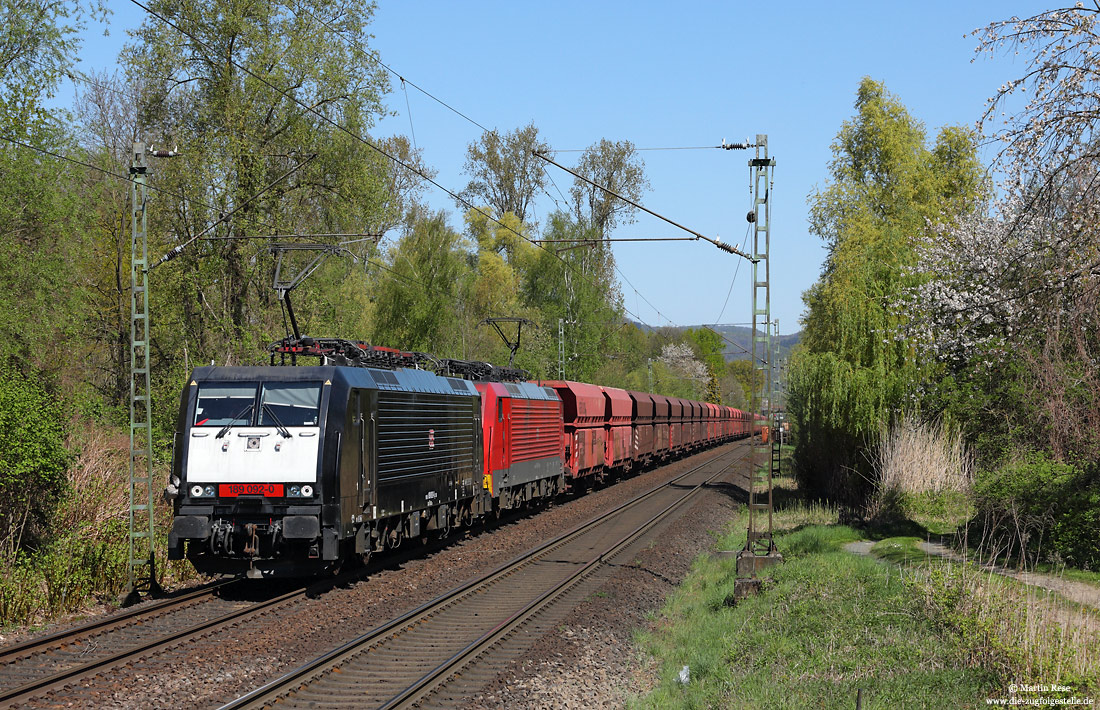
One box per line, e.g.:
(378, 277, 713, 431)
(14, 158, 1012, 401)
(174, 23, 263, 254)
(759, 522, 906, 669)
(288, 485, 301, 497)
(190, 484, 204, 498)
(300, 485, 314, 497)
(204, 485, 216, 497)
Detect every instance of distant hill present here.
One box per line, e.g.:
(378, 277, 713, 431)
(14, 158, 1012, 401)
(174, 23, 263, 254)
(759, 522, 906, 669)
(628, 321, 801, 362)
(698, 324, 801, 363)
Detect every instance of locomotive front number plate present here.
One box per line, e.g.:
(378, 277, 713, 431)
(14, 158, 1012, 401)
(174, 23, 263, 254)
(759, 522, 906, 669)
(218, 483, 284, 497)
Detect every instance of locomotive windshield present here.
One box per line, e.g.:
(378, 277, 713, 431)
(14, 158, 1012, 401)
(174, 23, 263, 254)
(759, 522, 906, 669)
(194, 383, 257, 426)
(259, 382, 322, 427)
(193, 381, 321, 427)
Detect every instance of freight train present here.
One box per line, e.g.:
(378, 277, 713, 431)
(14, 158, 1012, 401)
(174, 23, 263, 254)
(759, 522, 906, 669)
(166, 339, 761, 578)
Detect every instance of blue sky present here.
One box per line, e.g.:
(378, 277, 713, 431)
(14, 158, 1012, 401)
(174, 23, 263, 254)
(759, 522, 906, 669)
(69, 1, 1042, 334)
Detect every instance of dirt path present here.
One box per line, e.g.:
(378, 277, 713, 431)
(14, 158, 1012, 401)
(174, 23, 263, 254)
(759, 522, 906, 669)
(844, 538, 1100, 612)
(917, 541, 1100, 611)
(843, 540, 875, 557)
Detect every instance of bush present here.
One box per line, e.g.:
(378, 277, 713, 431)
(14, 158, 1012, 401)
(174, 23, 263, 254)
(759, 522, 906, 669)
(0, 365, 71, 558)
(973, 453, 1100, 569)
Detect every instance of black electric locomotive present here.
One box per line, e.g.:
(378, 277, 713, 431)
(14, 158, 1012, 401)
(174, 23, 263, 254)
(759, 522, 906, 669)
(167, 364, 485, 577)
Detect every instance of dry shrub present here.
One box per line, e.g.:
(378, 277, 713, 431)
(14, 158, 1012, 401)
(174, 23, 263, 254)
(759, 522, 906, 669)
(875, 414, 974, 495)
(54, 421, 129, 539)
(55, 418, 128, 534)
(907, 561, 1100, 689)
(774, 500, 840, 531)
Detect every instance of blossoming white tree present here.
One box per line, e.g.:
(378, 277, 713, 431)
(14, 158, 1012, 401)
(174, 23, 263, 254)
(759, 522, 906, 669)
(901, 4, 1100, 458)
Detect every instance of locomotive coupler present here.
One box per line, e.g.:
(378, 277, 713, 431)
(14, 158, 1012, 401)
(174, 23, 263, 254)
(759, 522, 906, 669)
(243, 523, 260, 557)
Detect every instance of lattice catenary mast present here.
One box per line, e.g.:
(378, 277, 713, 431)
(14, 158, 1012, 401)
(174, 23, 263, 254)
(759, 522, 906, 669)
(736, 134, 782, 586)
(126, 143, 160, 602)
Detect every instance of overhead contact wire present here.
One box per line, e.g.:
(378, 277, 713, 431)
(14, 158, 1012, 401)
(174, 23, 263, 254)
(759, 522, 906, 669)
(133, 0, 668, 341)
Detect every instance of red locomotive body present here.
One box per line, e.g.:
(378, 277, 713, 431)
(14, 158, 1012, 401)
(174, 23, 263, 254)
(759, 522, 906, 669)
(476, 381, 564, 508)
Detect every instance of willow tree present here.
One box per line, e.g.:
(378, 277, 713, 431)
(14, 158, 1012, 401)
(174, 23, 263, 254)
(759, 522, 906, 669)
(788, 78, 985, 501)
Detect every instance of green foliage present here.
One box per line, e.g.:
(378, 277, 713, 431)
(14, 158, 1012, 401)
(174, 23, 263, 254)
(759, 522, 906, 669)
(907, 562, 1099, 691)
(371, 211, 468, 354)
(0, 366, 70, 556)
(568, 138, 650, 236)
(517, 212, 625, 382)
(0, 138, 90, 373)
(973, 453, 1100, 569)
(920, 357, 1032, 470)
(460, 123, 548, 225)
(683, 328, 724, 374)
(0, 0, 100, 139)
(789, 78, 985, 502)
(787, 349, 890, 503)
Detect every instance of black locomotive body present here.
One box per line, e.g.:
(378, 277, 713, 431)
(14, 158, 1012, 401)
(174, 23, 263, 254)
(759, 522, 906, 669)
(167, 365, 484, 577)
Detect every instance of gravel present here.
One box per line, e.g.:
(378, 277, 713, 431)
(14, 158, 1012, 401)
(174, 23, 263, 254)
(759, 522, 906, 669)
(10, 442, 746, 709)
(459, 453, 746, 709)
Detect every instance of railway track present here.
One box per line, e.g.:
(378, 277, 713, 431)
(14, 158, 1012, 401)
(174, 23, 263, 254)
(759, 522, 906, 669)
(223, 444, 745, 710)
(0, 443, 745, 708)
(0, 578, 317, 706)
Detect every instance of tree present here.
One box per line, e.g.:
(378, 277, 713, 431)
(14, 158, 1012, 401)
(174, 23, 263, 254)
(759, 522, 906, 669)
(976, 6, 1100, 221)
(516, 213, 625, 382)
(71, 71, 141, 407)
(126, 0, 393, 349)
(0, 0, 102, 383)
(896, 8, 1100, 462)
(657, 342, 707, 398)
(569, 139, 650, 237)
(462, 210, 544, 365)
(720, 360, 750, 409)
(459, 122, 549, 226)
(0, 365, 70, 557)
(789, 78, 985, 501)
(0, 0, 100, 139)
(371, 211, 468, 355)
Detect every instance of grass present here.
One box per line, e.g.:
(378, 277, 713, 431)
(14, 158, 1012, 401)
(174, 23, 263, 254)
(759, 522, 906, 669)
(632, 506, 998, 708)
(867, 538, 1100, 694)
(908, 562, 1100, 693)
(871, 536, 928, 566)
(1028, 562, 1100, 586)
(898, 490, 974, 535)
(625, 419, 1100, 706)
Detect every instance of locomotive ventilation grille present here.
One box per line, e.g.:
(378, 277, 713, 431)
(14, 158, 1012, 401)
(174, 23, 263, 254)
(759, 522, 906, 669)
(376, 393, 477, 481)
(509, 400, 562, 462)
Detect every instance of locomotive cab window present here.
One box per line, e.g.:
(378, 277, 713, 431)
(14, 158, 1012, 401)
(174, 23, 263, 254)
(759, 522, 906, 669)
(194, 383, 257, 426)
(259, 382, 322, 427)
